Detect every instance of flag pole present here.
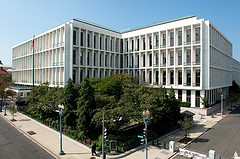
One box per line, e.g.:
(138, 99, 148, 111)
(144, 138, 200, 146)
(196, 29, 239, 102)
(32, 35, 35, 87)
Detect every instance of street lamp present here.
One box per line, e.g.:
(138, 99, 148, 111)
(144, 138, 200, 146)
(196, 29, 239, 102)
(217, 88, 223, 117)
(58, 104, 65, 155)
(4, 91, 7, 116)
(143, 110, 150, 159)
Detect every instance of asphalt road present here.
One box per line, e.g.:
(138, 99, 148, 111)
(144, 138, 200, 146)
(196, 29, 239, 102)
(186, 106, 240, 158)
(0, 115, 55, 159)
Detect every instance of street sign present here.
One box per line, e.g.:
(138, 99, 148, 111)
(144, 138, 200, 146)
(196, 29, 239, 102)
(138, 135, 144, 138)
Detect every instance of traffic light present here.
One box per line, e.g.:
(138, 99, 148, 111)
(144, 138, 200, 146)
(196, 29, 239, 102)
(143, 128, 146, 138)
(104, 128, 107, 139)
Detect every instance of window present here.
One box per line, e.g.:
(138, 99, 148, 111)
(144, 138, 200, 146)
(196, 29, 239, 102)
(195, 48, 200, 64)
(178, 30, 182, 45)
(156, 35, 159, 47)
(131, 40, 134, 51)
(170, 51, 174, 66)
(100, 54, 102, 66)
(87, 34, 90, 47)
(105, 54, 108, 67)
(162, 52, 166, 66)
(111, 39, 113, 51)
(137, 39, 139, 51)
(87, 52, 90, 66)
(94, 53, 96, 66)
(186, 29, 191, 43)
(131, 55, 134, 68)
(178, 50, 182, 65)
(87, 70, 89, 78)
(80, 70, 83, 81)
(156, 53, 159, 65)
(105, 38, 108, 50)
(73, 69, 76, 83)
(162, 33, 166, 46)
(178, 90, 182, 100)
(187, 90, 191, 103)
(195, 91, 200, 107)
(186, 70, 191, 86)
(94, 35, 97, 48)
(143, 54, 146, 67)
(120, 55, 123, 68)
(149, 54, 152, 66)
(143, 71, 145, 81)
(143, 38, 146, 50)
(156, 71, 159, 84)
(162, 70, 166, 85)
(80, 51, 83, 65)
(195, 27, 200, 42)
(120, 39, 123, 53)
(73, 50, 76, 65)
(195, 69, 200, 86)
(170, 32, 174, 46)
(149, 71, 152, 84)
(170, 70, 174, 84)
(100, 37, 102, 50)
(73, 30, 76, 45)
(126, 40, 128, 52)
(149, 36, 152, 49)
(178, 70, 182, 85)
(186, 49, 191, 65)
(80, 32, 83, 46)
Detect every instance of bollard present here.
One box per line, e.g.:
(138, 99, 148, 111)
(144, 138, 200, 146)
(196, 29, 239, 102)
(209, 150, 216, 159)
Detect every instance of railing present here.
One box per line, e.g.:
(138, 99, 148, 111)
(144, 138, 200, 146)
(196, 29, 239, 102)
(193, 62, 200, 65)
(160, 45, 166, 48)
(193, 41, 200, 44)
(184, 83, 191, 86)
(160, 63, 166, 67)
(153, 64, 159, 67)
(153, 46, 159, 49)
(135, 65, 139, 68)
(184, 62, 191, 66)
(160, 82, 166, 85)
(193, 83, 200, 87)
(184, 42, 191, 45)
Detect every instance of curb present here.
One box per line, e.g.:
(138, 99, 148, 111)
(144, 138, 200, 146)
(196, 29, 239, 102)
(18, 112, 91, 152)
(0, 112, 60, 159)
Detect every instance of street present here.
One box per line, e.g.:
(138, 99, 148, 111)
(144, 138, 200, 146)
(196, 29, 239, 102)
(186, 106, 240, 158)
(0, 115, 55, 159)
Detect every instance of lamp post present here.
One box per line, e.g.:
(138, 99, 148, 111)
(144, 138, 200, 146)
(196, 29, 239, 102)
(102, 111, 105, 159)
(221, 93, 223, 117)
(58, 104, 65, 155)
(4, 91, 7, 116)
(143, 110, 150, 159)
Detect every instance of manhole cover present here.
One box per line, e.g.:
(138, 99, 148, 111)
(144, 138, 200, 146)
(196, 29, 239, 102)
(27, 131, 36, 135)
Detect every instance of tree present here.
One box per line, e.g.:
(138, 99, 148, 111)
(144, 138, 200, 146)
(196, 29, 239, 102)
(10, 105, 17, 121)
(178, 117, 193, 137)
(0, 75, 13, 109)
(76, 78, 96, 137)
(201, 96, 211, 108)
(62, 78, 77, 130)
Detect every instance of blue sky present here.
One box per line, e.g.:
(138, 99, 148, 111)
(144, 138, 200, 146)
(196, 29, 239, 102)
(0, 0, 239, 65)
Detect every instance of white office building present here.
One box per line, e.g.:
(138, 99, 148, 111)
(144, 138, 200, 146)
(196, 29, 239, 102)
(12, 16, 240, 108)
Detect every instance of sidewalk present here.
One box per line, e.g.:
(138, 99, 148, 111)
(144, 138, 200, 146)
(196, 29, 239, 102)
(0, 102, 238, 159)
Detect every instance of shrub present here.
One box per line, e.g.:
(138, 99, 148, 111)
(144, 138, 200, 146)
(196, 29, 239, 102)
(180, 102, 191, 108)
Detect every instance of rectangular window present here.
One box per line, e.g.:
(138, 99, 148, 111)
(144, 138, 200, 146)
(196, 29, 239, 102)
(178, 30, 182, 46)
(87, 52, 90, 66)
(73, 69, 76, 83)
(170, 51, 174, 66)
(163, 52, 166, 66)
(87, 70, 89, 78)
(170, 70, 174, 84)
(111, 39, 113, 51)
(156, 71, 159, 84)
(178, 50, 182, 65)
(149, 36, 152, 49)
(73, 50, 76, 65)
(149, 54, 152, 67)
(100, 37, 102, 50)
(143, 54, 146, 67)
(143, 71, 145, 81)
(120, 39, 123, 53)
(94, 35, 97, 49)
(178, 70, 182, 85)
(195, 48, 200, 64)
(195, 27, 200, 42)
(100, 54, 102, 66)
(73, 30, 76, 45)
(80, 51, 83, 65)
(196, 69, 200, 86)
(80, 32, 83, 46)
(105, 38, 108, 50)
(162, 33, 166, 46)
(143, 38, 146, 50)
(80, 70, 83, 82)
(163, 70, 166, 85)
(137, 39, 139, 51)
(187, 90, 191, 103)
(131, 40, 134, 51)
(178, 90, 182, 100)
(186, 70, 191, 86)
(186, 29, 191, 43)
(126, 40, 128, 52)
(94, 53, 96, 66)
(149, 71, 152, 84)
(195, 91, 200, 107)
(170, 32, 174, 47)
(156, 53, 159, 65)
(105, 54, 108, 67)
(87, 34, 90, 47)
(120, 55, 123, 68)
(186, 49, 191, 65)
(156, 35, 159, 47)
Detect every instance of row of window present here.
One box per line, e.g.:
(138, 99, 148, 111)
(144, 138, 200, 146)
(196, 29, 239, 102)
(73, 27, 200, 52)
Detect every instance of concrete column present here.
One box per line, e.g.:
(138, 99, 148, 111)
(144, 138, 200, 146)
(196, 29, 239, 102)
(209, 150, 216, 159)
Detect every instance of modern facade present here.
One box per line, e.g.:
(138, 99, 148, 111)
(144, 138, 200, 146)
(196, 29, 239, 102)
(12, 16, 240, 108)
